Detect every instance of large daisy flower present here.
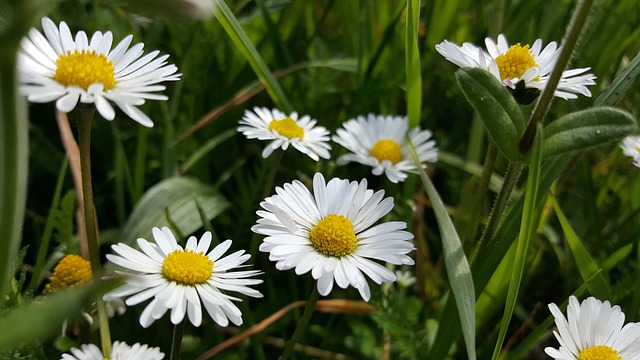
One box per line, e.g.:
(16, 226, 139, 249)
(545, 296, 640, 359)
(60, 341, 164, 360)
(104, 227, 263, 328)
(332, 114, 438, 183)
(237, 106, 332, 160)
(620, 135, 640, 168)
(18, 17, 180, 127)
(435, 34, 596, 102)
(252, 172, 415, 301)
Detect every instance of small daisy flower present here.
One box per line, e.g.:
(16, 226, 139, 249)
(18, 17, 180, 127)
(45, 254, 92, 292)
(620, 135, 640, 168)
(252, 172, 415, 301)
(435, 34, 596, 103)
(394, 270, 416, 288)
(332, 114, 438, 183)
(237, 106, 332, 160)
(545, 296, 640, 359)
(104, 227, 263, 328)
(60, 341, 164, 360)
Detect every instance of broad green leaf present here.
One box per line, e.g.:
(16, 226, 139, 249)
(455, 68, 525, 162)
(551, 196, 611, 299)
(543, 107, 637, 159)
(121, 177, 229, 243)
(491, 124, 543, 360)
(408, 138, 476, 360)
(0, 284, 108, 350)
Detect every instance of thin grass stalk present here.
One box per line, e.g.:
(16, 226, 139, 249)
(278, 286, 320, 360)
(406, 0, 421, 128)
(464, 141, 497, 251)
(170, 319, 186, 360)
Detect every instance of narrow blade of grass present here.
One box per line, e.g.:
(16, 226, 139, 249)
(406, 0, 421, 128)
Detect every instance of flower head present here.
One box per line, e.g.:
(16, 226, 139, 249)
(252, 172, 415, 301)
(60, 341, 164, 360)
(45, 254, 92, 292)
(394, 270, 416, 288)
(545, 296, 640, 359)
(19, 17, 180, 127)
(237, 106, 332, 160)
(332, 114, 437, 183)
(435, 34, 596, 102)
(104, 227, 263, 328)
(620, 135, 640, 168)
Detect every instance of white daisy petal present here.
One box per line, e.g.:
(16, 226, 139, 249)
(60, 341, 164, 360)
(254, 172, 415, 302)
(18, 17, 180, 126)
(620, 135, 640, 168)
(546, 296, 640, 359)
(105, 227, 262, 328)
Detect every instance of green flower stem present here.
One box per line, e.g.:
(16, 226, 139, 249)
(470, 161, 523, 265)
(278, 285, 320, 360)
(464, 141, 498, 251)
(170, 319, 186, 360)
(0, 49, 28, 306)
(75, 107, 111, 357)
(518, 0, 594, 154)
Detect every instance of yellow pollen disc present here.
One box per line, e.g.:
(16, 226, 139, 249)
(578, 345, 621, 360)
(162, 250, 213, 285)
(54, 50, 116, 90)
(495, 43, 538, 80)
(269, 117, 305, 139)
(370, 139, 402, 164)
(45, 254, 92, 292)
(310, 214, 358, 258)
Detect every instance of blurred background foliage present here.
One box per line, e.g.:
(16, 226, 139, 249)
(8, 0, 640, 358)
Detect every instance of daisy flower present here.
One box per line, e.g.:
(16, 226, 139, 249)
(394, 270, 416, 288)
(252, 172, 415, 301)
(237, 106, 332, 160)
(104, 227, 263, 328)
(620, 135, 640, 168)
(45, 254, 92, 292)
(60, 341, 164, 360)
(435, 34, 596, 103)
(545, 296, 640, 359)
(18, 17, 180, 127)
(332, 114, 438, 183)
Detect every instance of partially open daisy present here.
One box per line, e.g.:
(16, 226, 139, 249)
(252, 172, 415, 301)
(237, 106, 332, 160)
(18, 17, 180, 127)
(332, 114, 438, 183)
(61, 341, 164, 360)
(435, 34, 596, 103)
(620, 135, 640, 168)
(545, 296, 640, 359)
(104, 227, 263, 328)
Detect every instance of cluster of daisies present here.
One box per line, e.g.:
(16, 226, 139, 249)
(18, 15, 640, 360)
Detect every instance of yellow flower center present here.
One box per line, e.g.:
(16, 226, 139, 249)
(310, 214, 358, 258)
(45, 254, 92, 292)
(578, 345, 621, 360)
(162, 250, 213, 285)
(370, 139, 402, 164)
(54, 50, 116, 90)
(269, 117, 304, 139)
(495, 43, 538, 80)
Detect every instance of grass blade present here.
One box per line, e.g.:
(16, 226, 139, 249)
(406, 0, 421, 128)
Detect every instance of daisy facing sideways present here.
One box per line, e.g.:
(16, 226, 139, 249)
(252, 172, 415, 301)
(238, 106, 332, 161)
(18, 17, 180, 127)
(435, 34, 596, 103)
(545, 296, 640, 359)
(104, 227, 262, 328)
(332, 114, 438, 183)
(60, 341, 164, 360)
(620, 135, 640, 168)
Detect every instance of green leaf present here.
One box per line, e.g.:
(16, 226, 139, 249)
(121, 177, 229, 244)
(491, 124, 543, 360)
(543, 107, 637, 159)
(406, 0, 421, 128)
(594, 50, 640, 107)
(551, 196, 611, 299)
(408, 138, 476, 360)
(455, 68, 525, 162)
(0, 284, 106, 350)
